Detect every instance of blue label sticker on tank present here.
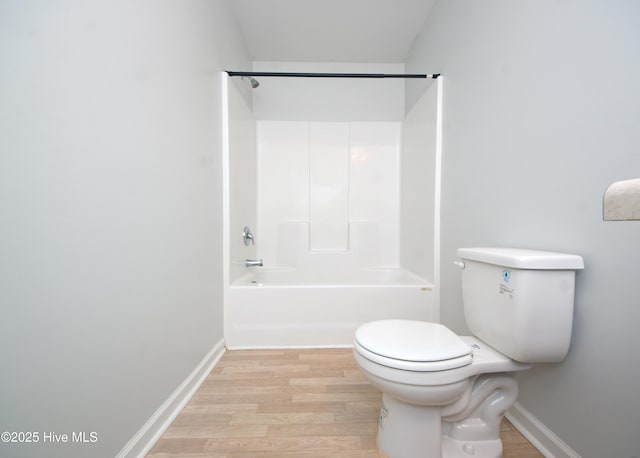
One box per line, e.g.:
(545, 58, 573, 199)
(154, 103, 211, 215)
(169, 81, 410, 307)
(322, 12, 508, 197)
(502, 269, 511, 282)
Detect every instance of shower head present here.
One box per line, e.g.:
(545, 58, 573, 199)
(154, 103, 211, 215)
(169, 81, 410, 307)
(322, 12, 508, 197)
(241, 75, 260, 89)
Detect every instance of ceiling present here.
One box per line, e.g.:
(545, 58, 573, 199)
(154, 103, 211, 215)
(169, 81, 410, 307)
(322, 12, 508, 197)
(230, 0, 436, 63)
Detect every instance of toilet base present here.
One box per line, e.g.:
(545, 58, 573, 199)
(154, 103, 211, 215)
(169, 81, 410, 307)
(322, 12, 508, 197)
(377, 394, 442, 458)
(377, 395, 504, 458)
(376, 374, 519, 458)
(441, 436, 502, 458)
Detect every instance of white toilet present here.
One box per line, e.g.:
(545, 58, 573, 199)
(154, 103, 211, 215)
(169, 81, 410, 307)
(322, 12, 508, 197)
(353, 247, 584, 458)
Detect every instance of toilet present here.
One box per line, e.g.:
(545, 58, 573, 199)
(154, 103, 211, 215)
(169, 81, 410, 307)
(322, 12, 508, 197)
(353, 247, 584, 458)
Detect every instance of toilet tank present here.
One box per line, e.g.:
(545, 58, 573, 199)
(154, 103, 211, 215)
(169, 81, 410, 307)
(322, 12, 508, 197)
(457, 248, 584, 363)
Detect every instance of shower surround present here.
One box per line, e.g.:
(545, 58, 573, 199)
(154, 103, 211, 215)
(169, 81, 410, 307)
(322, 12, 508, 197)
(257, 121, 401, 268)
(223, 65, 440, 348)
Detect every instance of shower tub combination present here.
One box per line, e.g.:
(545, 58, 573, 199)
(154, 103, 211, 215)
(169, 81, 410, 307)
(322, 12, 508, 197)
(223, 71, 443, 349)
(225, 266, 434, 348)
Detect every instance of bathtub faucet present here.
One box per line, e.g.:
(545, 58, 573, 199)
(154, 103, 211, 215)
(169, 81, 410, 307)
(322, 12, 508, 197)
(245, 259, 263, 268)
(243, 226, 255, 246)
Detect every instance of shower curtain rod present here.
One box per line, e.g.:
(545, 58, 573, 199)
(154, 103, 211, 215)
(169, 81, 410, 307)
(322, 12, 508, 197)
(226, 71, 440, 79)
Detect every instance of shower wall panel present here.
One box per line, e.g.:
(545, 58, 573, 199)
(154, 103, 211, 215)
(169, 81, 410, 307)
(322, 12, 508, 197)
(400, 84, 438, 281)
(350, 122, 401, 267)
(257, 121, 400, 269)
(256, 121, 309, 267)
(228, 81, 257, 283)
(309, 123, 350, 251)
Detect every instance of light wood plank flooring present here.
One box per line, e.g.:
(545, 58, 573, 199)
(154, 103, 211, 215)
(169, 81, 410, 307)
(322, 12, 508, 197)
(147, 348, 542, 458)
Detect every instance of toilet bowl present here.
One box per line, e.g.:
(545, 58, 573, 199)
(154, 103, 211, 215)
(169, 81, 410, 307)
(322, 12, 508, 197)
(353, 247, 584, 458)
(354, 320, 530, 458)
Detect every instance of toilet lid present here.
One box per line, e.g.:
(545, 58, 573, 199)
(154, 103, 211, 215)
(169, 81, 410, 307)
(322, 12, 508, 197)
(355, 320, 473, 371)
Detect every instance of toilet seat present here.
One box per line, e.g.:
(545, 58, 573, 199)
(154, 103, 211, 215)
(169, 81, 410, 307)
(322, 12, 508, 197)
(354, 320, 473, 372)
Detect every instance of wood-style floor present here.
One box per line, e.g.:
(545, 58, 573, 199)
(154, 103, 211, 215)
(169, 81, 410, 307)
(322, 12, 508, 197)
(147, 348, 542, 458)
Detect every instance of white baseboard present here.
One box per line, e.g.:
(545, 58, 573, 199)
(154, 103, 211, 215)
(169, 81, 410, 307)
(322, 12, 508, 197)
(116, 338, 226, 458)
(506, 402, 581, 458)
(225, 344, 353, 350)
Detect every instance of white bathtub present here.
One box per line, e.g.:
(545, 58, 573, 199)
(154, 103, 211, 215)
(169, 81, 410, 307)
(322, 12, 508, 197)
(225, 268, 435, 348)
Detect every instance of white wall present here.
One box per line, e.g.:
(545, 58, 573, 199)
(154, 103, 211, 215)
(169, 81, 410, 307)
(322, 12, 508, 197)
(252, 61, 405, 121)
(0, 2, 250, 457)
(228, 81, 257, 282)
(406, 1, 640, 456)
(400, 82, 438, 281)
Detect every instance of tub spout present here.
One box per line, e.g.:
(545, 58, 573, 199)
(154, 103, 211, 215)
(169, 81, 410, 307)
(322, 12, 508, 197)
(245, 259, 263, 268)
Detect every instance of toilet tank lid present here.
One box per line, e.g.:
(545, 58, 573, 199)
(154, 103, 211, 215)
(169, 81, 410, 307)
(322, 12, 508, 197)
(457, 247, 584, 270)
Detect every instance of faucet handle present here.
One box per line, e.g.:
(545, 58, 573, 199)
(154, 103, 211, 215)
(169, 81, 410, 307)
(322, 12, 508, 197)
(243, 226, 255, 246)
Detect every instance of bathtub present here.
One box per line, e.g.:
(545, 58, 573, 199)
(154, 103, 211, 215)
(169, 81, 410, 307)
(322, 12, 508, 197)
(225, 268, 435, 348)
